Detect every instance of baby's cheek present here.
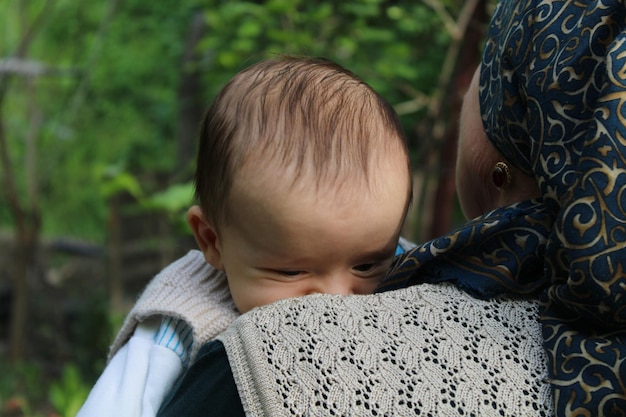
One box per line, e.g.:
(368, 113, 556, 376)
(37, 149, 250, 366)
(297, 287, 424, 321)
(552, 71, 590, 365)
(356, 279, 383, 295)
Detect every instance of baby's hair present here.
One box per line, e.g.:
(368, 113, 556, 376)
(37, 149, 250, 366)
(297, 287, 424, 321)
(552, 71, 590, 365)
(194, 55, 411, 227)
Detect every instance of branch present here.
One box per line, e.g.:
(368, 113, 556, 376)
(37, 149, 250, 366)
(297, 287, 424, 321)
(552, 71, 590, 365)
(0, 0, 56, 106)
(66, 0, 122, 117)
(0, 57, 80, 77)
(0, 108, 23, 234)
(382, 1, 469, 121)
(422, 0, 459, 39)
(394, 92, 431, 116)
(428, 0, 482, 125)
(0, 0, 56, 235)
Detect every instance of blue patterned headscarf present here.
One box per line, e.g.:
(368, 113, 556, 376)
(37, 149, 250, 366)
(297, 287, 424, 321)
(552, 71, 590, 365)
(379, 0, 626, 414)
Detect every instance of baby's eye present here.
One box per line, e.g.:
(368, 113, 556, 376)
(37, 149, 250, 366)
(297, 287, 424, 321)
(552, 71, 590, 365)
(353, 263, 375, 272)
(277, 270, 304, 277)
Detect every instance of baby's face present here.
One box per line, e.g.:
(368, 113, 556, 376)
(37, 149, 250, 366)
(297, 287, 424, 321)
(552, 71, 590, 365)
(215, 156, 410, 313)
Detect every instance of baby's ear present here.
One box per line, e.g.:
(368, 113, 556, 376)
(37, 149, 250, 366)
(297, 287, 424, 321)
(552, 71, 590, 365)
(186, 205, 224, 270)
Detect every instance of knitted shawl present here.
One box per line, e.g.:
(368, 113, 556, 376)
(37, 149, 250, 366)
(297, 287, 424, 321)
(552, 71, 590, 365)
(218, 284, 553, 416)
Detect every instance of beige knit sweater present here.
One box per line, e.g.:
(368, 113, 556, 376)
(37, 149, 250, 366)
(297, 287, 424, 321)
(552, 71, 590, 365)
(109, 250, 240, 362)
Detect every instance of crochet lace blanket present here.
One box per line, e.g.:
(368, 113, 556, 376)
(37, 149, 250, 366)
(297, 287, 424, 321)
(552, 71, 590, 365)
(218, 283, 553, 416)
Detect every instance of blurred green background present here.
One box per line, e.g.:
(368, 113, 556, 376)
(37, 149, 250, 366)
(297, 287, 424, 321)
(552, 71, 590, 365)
(0, 0, 489, 415)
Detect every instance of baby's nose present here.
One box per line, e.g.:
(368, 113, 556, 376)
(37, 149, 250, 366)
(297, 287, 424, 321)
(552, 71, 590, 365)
(316, 273, 356, 295)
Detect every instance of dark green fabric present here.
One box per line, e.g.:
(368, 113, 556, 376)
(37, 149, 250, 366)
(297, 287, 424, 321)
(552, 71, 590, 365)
(157, 340, 245, 417)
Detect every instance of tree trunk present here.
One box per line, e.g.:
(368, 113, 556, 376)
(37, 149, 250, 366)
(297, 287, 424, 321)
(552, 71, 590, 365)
(176, 11, 207, 177)
(426, 0, 488, 239)
(0, 104, 43, 360)
(108, 196, 123, 313)
(0, 0, 55, 360)
(9, 215, 40, 360)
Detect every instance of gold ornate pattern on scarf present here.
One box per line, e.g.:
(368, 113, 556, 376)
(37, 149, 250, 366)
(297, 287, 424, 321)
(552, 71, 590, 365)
(378, 200, 554, 297)
(480, 0, 626, 414)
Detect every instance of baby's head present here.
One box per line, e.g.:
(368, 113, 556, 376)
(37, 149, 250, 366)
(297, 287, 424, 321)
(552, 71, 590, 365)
(187, 56, 412, 312)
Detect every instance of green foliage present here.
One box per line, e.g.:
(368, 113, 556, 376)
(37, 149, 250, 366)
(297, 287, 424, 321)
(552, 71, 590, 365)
(49, 364, 90, 417)
(197, 0, 449, 108)
(0, 360, 46, 416)
(0, 0, 465, 240)
(144, 182, 194, 213)
(0, 359, 92, 417)
(64, 292, 111, 382)
(99, 165, 144, 200)
(0, 0, 472, 413)
(0, 3, 469, 415)
(142, 182, 194, 233)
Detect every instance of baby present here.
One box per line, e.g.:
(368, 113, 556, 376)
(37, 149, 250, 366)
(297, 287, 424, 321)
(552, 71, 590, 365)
(77, 56, 413, 416)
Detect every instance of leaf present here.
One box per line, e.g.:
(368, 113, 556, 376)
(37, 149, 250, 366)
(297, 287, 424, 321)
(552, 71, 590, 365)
(48, 364, 90, 417)
(99, 171, 144, 200)
(143, 182, 194, 213)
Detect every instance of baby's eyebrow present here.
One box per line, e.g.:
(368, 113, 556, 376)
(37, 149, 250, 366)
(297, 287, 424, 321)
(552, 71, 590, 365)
(355, 246, 396, 262)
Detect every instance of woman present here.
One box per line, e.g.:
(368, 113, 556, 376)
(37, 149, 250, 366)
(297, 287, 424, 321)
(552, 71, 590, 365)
(158, 0, 626, 415)
(380, 0, 626, 413)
